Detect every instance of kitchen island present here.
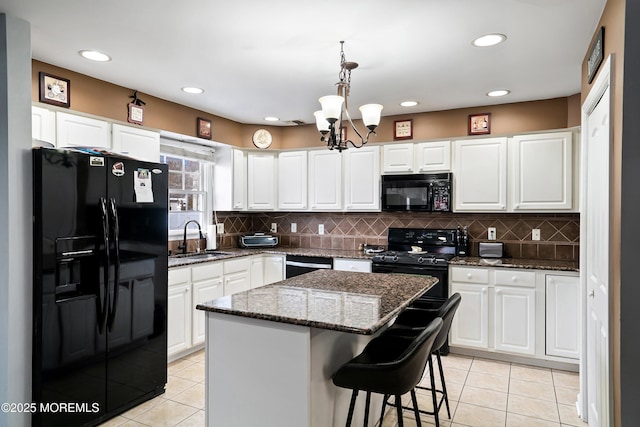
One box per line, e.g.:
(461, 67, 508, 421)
(196, 269, 437, 427)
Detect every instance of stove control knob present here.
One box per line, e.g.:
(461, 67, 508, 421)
(417, 257, 425, 263)
(392, 255, 399, 262)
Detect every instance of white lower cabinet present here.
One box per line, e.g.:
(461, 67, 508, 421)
(333, 258, 372, 273)
(450, 266, 579, 363)
(494, 286, 536, 355)
(450, 282, 489, 349)
(168, 268, 192, 356)
(263, 255, 285, 285)
(545, 274, 580, 359)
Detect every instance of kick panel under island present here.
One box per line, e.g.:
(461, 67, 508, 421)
(196, 269, 438, 427)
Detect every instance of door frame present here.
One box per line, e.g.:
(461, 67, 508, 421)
(579, 54, 614, 425)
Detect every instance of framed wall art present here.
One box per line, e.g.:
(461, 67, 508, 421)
(468, 113, 491, 135)
(394, 119, 413, 140)
(197, 117, 212, 140)
(39, 72, 70, 108)
(127, 103, 144, 125)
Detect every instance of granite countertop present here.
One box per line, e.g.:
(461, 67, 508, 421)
(450, 256, 579, 272)
(196, 269, 438, 335)
(168, 246, 374, 268)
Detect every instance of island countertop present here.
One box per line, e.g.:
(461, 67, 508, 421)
(196, 269, 438, 335)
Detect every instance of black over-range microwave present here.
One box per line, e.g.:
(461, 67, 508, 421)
(381, 172, 452, 212)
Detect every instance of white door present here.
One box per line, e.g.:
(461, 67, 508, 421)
(546, 275, 580, 359)
(582, 57, 612, 427)
(56, 112, 110, 148)
(414, 141, 451, 172)
(247, 152, 276, 210)
(453, 138, 508, 211)
(449, 283, 489, 349)
(510, 132, 573, 210)
(494, 286, 535, 355)
(111, 123, 160, 162)
(263, 255, 285, 285)
(343, 146, 380, 211)
(308, 150, 342, 210)
(382, 142, 414, 173)
(167, 283, 191, 356)
(232, 149, 247, 210)
(278, 151, 308, 210)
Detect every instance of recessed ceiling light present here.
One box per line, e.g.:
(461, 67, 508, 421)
(79, 50, 111, 62)
(487, 89, 510, 97)
(264, 117, 279, 122)
(400, 101, 419, 107)
(181, 87, 204, 94)
(472, 33, 507, 47)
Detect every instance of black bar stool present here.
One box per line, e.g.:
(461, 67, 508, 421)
(381, 293, 462, 427)
(332, 318, 443, 427)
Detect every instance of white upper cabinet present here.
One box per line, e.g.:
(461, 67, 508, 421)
(453, 138, 508, 211)
(247, 152, 276, 210)
(111, 123, 160, 162)
(233, 149, 247, 210)
(278, 151, 308, 210)
(308, 150, 342, 211)
(343, 146, 380, 211)
(382, 143, 414, 173)
(56, 111, 110, 148)
(509, 131, 573, 211)
(32, 105, 56, 145)
(415, 141, 451, 172)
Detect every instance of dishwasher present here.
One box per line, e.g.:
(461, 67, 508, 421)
(285, 255, 333, 278)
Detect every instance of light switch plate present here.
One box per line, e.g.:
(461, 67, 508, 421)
(271, 223, 277, 233)
(532, 228, 541, 241)
(216, 223, 224, 234)
(291, 223, 297, 233)
(488, 227, 497, 240)
(318, 224, 324, 235)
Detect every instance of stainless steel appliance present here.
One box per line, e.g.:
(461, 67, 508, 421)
(32, 148, 168, 426)
(239, 233, 279, 248)
(285, 255, 333, 278)
(381, 172, 452, 212)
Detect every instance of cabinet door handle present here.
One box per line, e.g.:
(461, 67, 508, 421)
(588, 290, 595, 298)
(482, 287, 488, 294)
(467, 273, 472, 279)
(496, 289, 502, 295)
(511, 276, 518, 282)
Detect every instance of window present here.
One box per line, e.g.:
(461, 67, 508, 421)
(160, 153, 208, 236)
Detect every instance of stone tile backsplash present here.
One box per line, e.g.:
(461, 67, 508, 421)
(215, 211, 579, 261)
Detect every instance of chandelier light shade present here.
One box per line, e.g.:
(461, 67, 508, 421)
(315, 41, 383, 151)
(359, 104, 384, 129)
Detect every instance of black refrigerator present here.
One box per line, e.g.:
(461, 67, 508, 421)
(32, 147, 168, 426)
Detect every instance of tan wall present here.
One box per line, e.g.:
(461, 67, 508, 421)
(580, 0, 625, 424)
(33, 60, 579, 150)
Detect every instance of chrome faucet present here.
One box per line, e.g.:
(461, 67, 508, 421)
(179, 220, 204, 254)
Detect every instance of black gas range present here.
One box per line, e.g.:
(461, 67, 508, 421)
(372, 228, 460, 299)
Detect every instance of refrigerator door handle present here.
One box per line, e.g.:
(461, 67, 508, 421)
(98, 197, 110, 334)
(107, 197, 121, 331)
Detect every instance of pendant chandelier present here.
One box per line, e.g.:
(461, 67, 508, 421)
(314, 41, 383, 152)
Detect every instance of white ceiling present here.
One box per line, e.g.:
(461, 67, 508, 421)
(3, 0, 606, 126)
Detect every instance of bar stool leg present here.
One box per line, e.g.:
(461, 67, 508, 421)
(428, 357, 440, 427)
(363, 391, 371, 427)
(346, 389, 358, 427)
(379, 393, 389, 425)
(410, 389, 422, 427)
(435, 352, 451, 418)
(396, 395, 404, 427)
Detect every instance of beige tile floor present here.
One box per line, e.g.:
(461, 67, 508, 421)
(99, 350, 586, 427)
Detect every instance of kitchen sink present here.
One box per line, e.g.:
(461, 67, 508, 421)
(170, 250, 234, 260)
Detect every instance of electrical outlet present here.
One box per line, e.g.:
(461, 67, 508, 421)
(488, 227, 497, 240)
(318, 224, 324, 235)
(270, 223, 277, 233)
(532, 228, 541, 241)
(291, 222, 297, 233)
(216, 223, 224, 234)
